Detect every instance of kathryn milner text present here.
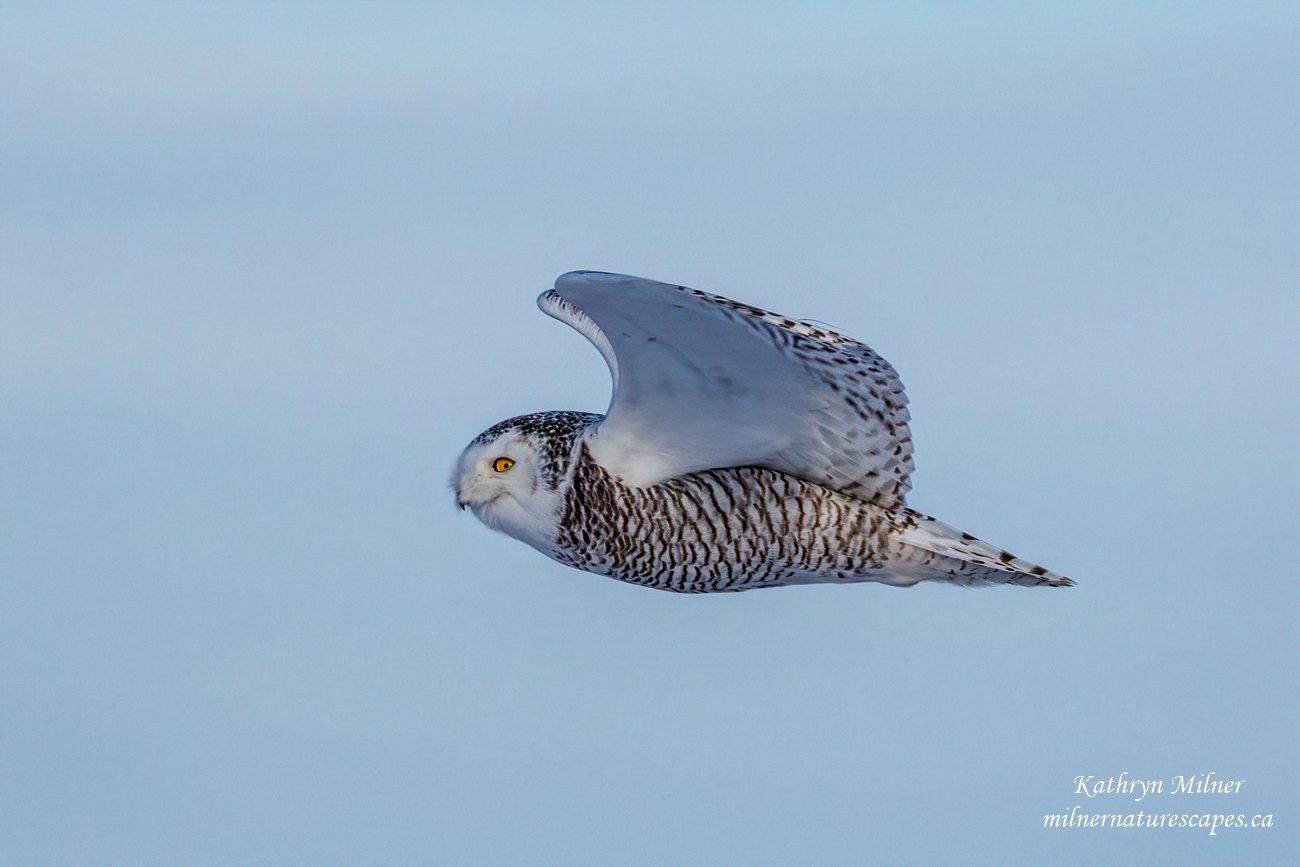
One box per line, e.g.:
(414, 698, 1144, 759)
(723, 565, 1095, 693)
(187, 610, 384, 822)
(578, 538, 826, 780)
(1074, 772, 1243, 802)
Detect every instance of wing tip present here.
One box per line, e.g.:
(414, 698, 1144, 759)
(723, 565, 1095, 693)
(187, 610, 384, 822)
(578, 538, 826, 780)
(537, 282, 621, 389)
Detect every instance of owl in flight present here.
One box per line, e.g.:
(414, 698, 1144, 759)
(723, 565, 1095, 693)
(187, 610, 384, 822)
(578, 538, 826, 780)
(452, 272, 1072, 593)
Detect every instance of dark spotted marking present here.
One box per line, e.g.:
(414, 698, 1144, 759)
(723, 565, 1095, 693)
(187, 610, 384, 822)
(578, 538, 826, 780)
(471, 410, 601, 489)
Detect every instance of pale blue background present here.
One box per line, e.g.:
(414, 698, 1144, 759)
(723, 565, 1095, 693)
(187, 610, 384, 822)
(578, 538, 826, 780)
(2, 2, 1296, 865)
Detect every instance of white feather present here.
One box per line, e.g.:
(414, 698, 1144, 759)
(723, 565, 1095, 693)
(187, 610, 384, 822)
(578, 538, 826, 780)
(539, 271, 914, 509)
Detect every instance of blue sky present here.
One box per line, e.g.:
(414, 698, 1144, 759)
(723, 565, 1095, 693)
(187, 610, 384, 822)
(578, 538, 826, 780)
(2, 2, 1296, 864)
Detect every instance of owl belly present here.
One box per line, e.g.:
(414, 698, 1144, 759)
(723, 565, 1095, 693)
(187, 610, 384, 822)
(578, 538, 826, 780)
(553, 458, 898, 593)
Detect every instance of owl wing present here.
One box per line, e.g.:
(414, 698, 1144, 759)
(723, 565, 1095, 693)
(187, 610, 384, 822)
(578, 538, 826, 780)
(538, 271, 913, 510)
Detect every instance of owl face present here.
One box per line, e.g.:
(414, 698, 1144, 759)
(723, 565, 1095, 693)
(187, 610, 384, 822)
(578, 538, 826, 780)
(451, 422, 572, 556)
(452, 428, 541, 513)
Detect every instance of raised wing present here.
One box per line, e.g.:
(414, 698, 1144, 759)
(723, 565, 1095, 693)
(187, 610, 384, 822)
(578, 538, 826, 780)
(539, 271, 913, 510)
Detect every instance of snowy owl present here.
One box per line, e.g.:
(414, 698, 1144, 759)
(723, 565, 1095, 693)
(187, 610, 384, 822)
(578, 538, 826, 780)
(452, 271, 1072, 593)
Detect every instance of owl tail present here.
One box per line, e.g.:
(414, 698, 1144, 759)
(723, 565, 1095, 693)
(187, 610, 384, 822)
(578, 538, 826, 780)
(888, 508, 1074, 587)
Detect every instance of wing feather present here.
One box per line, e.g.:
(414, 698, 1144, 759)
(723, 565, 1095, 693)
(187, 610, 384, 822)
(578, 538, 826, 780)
(539, 271, 914, 510)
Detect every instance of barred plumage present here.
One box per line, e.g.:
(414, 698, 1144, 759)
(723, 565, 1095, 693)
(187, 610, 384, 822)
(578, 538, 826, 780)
(451, 272, 1073, 593)
(555, 445, 893, 592)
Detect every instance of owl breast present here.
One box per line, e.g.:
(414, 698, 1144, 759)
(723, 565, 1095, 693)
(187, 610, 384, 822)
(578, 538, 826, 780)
(552, 446, 897, 593)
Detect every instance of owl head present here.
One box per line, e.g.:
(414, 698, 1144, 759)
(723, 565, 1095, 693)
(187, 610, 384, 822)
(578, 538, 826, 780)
(451, 410, 601, 552)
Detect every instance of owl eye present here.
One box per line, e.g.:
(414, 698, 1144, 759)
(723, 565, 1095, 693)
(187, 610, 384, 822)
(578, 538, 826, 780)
(491, 457, 515, 473)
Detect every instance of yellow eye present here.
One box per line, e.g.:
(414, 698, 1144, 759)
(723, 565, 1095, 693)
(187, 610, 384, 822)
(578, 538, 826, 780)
(491, 457, 515, 473)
